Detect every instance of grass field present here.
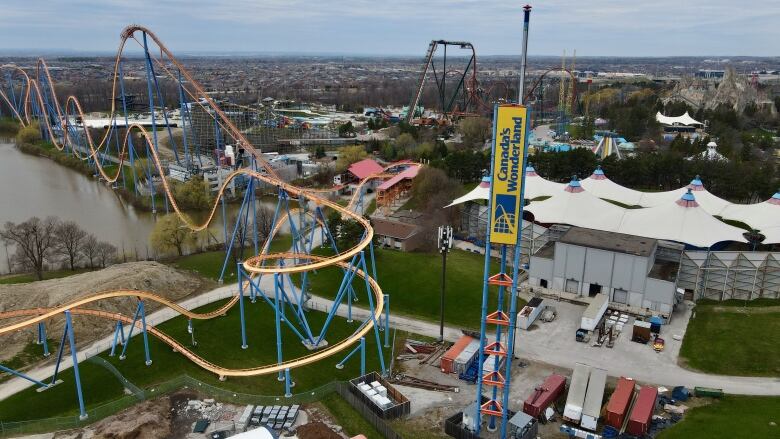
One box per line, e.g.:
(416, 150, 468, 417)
(307, 247, 518, 329)
(657, 396, 780, 439)
(171, 234, 293, 282)
(0, 268, 96, 285)
(0, 296, 390, 421)
(679, 299, 780, 376)
(317, 393, 383, 439)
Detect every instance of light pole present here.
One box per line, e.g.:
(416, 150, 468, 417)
(438, 225, 453, 342)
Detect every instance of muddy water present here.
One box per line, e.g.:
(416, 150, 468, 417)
(0, 140, 279, 271)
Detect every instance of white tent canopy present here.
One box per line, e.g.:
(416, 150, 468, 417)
(446, 176, 490, 207)
(618, 190, 747, 248)
(656, 111, 703, 127)
(637, 176, 732, 215)
(719, 190, 780, 234)
(760, 226, 780, 245)
(524, 165, 566, 200)
(525, 178, 626, 231)
(580, 166, 645, 206)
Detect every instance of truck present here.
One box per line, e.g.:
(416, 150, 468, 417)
(580, 294, 608, 332)
(517, 297, 545, 330)
(580, 368, 607, 431)
(563, 363, 591, 422)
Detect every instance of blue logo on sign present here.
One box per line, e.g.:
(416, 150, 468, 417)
(493, 194, 517, 235)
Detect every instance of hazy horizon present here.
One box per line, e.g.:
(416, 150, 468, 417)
(1, 1, 779, 58)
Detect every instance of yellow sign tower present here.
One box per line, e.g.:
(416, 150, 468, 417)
(489, 105, 528, 245)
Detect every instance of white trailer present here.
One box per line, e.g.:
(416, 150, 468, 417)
(517, 297, 546, 330)
(580, 367, 607, 430)
(580, 294, 608, 331)
(563, 363, 591, 422)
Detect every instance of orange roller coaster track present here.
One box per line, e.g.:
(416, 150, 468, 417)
(0, 24, 402, 386)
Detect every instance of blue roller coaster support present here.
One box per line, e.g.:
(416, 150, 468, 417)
(109, 321, 125, 356)
(274, 273, 285, 382)
(64, 310, 88, 420)
(238, 265, 248, 349)
(37, 321, 50, 356)
(119, 300, 152, 365)
(284, 368, 293, 398)
(384, 294, 390, 348)
(359, 251, 386, 375)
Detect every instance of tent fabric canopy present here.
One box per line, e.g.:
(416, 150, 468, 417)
(656, 111, 703, 127)
(580, 166, 645, 206)
(525, 178, 626, 231)
(617, 190, 747, 248)
(719, 190, 780, 237)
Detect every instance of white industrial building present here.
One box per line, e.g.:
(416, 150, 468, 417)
(529, 226, 685, 317)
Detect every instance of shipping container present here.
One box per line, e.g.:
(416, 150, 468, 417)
(580, 294, 608, 331)
(482, 354, 506, 375)
(523, 374, 566, 418)
(694, 387, 723, 398)
(580, 368, 607, 430)
(453, 339, 481, 375)
(518, 297, 546, 330)
(440, 335, 475, 374)
(563, 363, 591, 422)
(605, 377, 635, 429)
(626, 386, 658, 436)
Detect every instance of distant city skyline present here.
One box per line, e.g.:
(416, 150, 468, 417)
(1, 1, 779, 57)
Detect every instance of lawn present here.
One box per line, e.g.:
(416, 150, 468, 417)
(0, 268, 97, 285)
(0, 296, 391, 421)
(171, 234, 293, 282)
(307, 247, 520, 330)
(0, 361, 127, 421)
(679, 299, 780, 376)
(317, 393, 383, 439)
(657, 396, 780, 439)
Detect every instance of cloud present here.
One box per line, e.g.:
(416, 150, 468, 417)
(0, 0, 778, 56)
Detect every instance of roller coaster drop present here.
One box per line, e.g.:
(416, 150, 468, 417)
(0, 26, 401, 419)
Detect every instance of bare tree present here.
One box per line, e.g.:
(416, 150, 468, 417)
(55, 221, 87, 271)
(82, 235, 99, 269)
(257, 206, 275, 242)
(0, 217, 59, 280)
(96, 241, 117, 268)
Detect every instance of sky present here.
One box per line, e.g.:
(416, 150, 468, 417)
(1, 1, 779, 57)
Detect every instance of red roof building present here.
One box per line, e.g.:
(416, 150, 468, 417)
(348, 158, 384, 180)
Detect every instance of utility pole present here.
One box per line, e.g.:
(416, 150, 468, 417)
(438, 225, 453, 341)
(518, 4, 532, 104)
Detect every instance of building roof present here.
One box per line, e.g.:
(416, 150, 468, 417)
(348, 158, 384, 180)
(377, 165, 419, 191)
(656, 111, 703, 127)
(371, 217, 419, 240)
(559, 227, 657, 257)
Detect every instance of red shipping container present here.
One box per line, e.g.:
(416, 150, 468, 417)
(605, 377, 635, 429)
(440, 336, 474, 374)
(627, 386, 658, 436)
(523, 374, 566, 418)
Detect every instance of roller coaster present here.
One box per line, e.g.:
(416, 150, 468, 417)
(0, 25, 408, 419)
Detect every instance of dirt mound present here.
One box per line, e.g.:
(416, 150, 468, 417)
(89, 396, 172, 438)
(297, 422, 342, 439)
(0, 261, 207, 361)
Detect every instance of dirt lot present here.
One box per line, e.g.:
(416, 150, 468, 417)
(0, 261, 208, 362)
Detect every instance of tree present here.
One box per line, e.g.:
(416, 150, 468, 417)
(335, 145, 368, 172)
(1, 217, 59, 280)
(172, 178, 213, 211)
(338, 121, 355, 138)
(96, 241, 117, 268)
(82, 235, 100, 268)
(314, 145, 326, 159)
(458, 117, 491, 148)
(150, 214, 196, 257)
(327, 212, 364, 251)
(55, 221, 87, 271)
(15, 123, 41, 145)
(395, 133, 416, 156)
